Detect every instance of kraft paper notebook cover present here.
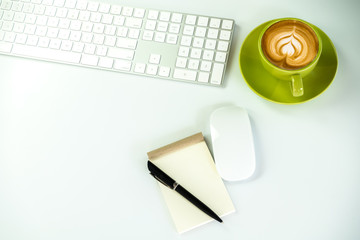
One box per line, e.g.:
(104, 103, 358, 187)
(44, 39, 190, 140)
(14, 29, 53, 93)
(147, 132, 235, 233)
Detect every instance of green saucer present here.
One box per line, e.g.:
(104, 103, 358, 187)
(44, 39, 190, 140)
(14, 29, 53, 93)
(239, 21, 338, 104)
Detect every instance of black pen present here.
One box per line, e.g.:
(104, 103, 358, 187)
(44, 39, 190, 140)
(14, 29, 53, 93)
(147, 161, 223, 223)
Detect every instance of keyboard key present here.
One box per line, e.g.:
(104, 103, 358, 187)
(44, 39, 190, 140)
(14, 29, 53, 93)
(176, 57, 187, 68)
(96, 46, 107, 56)
(104, 36, 115, 46)
(101, 14, 113, 24)
(219, 30, 231, 40)
(59, 29, 70, 39)
(4, 32, 15, 42)
(147, 10, 158, 20)
(197, 16, 208, 26)
(98, 57, 113, 68)
(38, 37, 50, 47)
(76, 0, 87, 10)
(215, 52, 227, 62)
(221, 19, 233, 30)
(200, 61, 212, 71)
(81, 54, 98, 66)
(192, 37, 204, 48)
(171, 13, 182, 23)
(183, 25, 194, 35)
(156, 21, 168, 32)
(61, 40, 73, 51)
(198, 72, 210, 83)
(104, 25, 116, 35)
(68, 9, 79, 19)
(217, 41, 229, 51)
(87, 2, 99, 11)
(116, 27, 128, 37)
(64, 0, 76, 8)
(209, 18, 221, 28)
(23, 3, 34, 13)
(190, 48, 202, 59)
(180, 37, 191, 47)
(173, 68, 197, 81)
(43, 0, 54, 6)
(178, 46, 189, 57)
(159, 11, 170, 21)
(133, 8, 145, 18)
(0, 42, 12, 53)
(185, 15, 196, 25)
(128, 29, 140, 39)
(93, 34, 104, 44)
(114, 59, 131, 71)
(207, 28, 218, 39)
(69, 31, 81, 41)
(45, 6, 57, 16)
(195, 27, 206, 37)
(49, 38, 61, 49)
(149, 54, 161, 64)
(99, 3, 110, 13)
(145, 20, 156, 30)
(84, 43, 96, 54)
(116, 37, 137, 49)
(146, 64, 158, 75)
(108, 47, 134, 60)
(1, 1, 13, 10)
(169, 23, 180, 33)
(205, 39, 216, 50)
(3, 11, 14, 21)
(125, 17, 142, 28)
(110, 5, 122, 15)
(24, 14, 36, 24)
(93, 23, 105, 33)
(72, 42, 84, 52)
(47, 17, 59, 27)
(113, 16, 125, 26)
(15, 34, 28, 44)
(158, 66, 170, 77)
(142, 30, 153, 41)
(90, 12, 101, 22)
(47, 27, 59, 37)
(122, 7, 133, 16)
(13, 23, 25, 33)
(54, 0, 65, 7)
(166, 34, 177, 44)
(154, 32, 165, 42)
(26, 35, 38, 45)
(210, 63, 224, 84)
(188, 59, 199, 70)
(134, 63, 146, 73)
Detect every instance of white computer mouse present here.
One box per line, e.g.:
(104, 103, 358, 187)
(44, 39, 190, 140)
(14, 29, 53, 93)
(210, 106, 256, 181)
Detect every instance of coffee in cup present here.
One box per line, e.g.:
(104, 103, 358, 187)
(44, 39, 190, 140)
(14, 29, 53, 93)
(258, 18, 322, 97)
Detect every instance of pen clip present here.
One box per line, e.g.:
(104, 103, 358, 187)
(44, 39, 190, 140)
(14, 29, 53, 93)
(150, 172, 173, 189)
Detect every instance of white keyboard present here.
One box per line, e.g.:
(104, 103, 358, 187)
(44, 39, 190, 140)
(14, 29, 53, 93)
(0, 0, 235, 86)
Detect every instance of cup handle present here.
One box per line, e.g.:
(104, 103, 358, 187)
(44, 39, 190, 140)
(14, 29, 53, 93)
(291, 74, 304, 97)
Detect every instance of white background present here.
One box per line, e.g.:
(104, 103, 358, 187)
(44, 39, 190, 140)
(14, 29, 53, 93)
(1, 0, 359, 239)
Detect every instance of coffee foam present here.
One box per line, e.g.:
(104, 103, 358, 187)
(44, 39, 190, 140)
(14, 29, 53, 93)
(261, 20, 319, 70)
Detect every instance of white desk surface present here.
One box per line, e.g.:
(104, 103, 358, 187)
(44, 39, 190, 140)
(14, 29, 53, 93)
(1, 0, 359, 239)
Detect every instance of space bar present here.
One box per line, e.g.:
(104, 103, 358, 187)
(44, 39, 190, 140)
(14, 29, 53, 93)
(12, 44, 81, 63)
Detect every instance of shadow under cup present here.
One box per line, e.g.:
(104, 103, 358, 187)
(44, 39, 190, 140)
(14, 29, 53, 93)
(258, 18, 323, 97)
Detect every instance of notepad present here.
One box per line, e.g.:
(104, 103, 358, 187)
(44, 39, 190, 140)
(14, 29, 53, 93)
(147, 132, 235, 233)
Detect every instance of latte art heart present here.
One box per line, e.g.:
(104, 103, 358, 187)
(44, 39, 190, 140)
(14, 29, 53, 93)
(262, 20, 319, 70)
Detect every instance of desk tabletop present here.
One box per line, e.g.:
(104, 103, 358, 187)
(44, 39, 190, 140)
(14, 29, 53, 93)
(1, 0, 359, 239)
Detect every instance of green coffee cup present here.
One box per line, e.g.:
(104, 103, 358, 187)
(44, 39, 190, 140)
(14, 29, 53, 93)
(258, 18, 323, 97)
